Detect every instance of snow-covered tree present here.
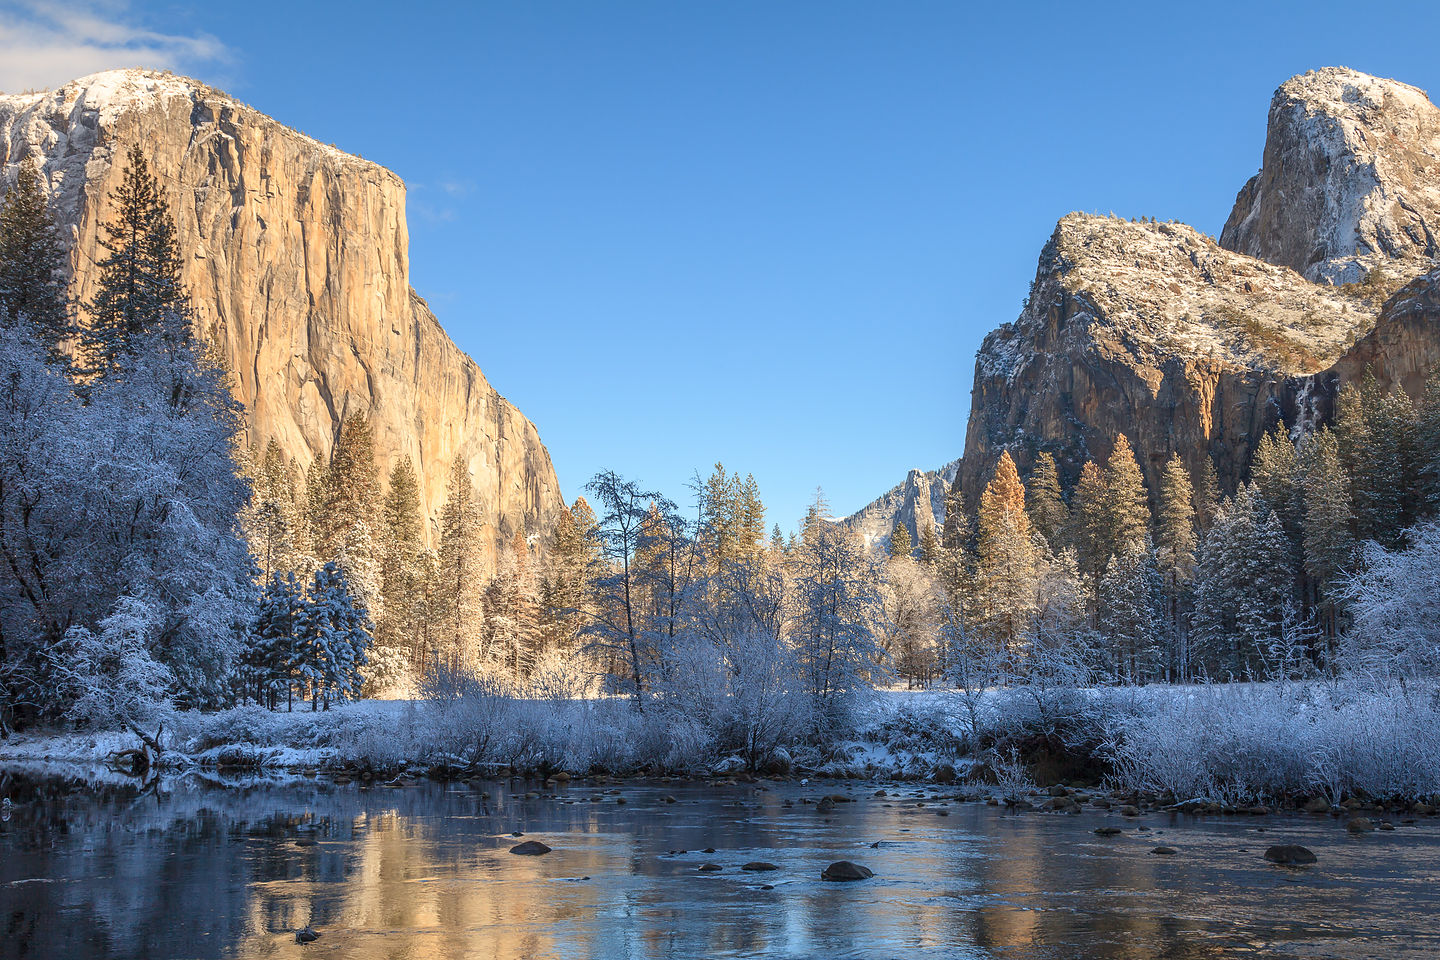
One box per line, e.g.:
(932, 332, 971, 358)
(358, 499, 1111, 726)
(240, 572, 305, 709)
(1191, 487, 1293, 679)
(974, 452, 1040, 649)
(296, 562, 372, 710)
(790, 514, 884, 738)
(1096, 547, 1161, 683)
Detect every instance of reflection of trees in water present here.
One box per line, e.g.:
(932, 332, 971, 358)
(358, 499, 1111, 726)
(1, 773, 1428, 959)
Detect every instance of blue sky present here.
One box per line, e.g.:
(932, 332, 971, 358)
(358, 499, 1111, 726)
(4, 1, 1439, 529)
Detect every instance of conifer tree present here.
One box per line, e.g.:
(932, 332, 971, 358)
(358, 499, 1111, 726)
(769, 523, 787, 558)
(375, 456, 423, 683)
(1191, 487, 1293, 679)
(241, 572, 305, 709)
(1070, 460, 1109, 578)
(244, 439, 303, 580)
(1097, 547, 1161, 683)
(1154, 453, 1197, 673)
(542, 496, 600, 656)
(975, 451, 1039, 649)
(1026, 451, 1069, 550)
(436, 454, 485, 668)
(918, 520, 942, 567)
(889, 519, 913, 560)
(0, 159, 72, 364)
(85, 146, 189, 374)
(739, 473, 766, 559)
(1194, 455, 1222, 530)
(1104, 434, 1150, 557)
(1299, 429, 1354, 644)
(296, 561, 372, 709)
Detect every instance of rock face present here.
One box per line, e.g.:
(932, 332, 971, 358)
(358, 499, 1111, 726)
(842, 460, 958, 554)
(0, 70, 563, 566)
(1221, 68, 1440, 285)
(953, 68, 1440, 511)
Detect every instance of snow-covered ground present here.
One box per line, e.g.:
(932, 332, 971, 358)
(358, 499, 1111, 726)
(4, 681, 1438, 805)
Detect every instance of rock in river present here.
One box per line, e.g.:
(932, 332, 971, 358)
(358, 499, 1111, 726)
(1263, 844, 1317, 865)
(821, 861, 874, 882)
(510, 840, 553, 856)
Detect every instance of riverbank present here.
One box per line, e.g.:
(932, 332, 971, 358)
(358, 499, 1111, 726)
(3, 681, 1438, 809)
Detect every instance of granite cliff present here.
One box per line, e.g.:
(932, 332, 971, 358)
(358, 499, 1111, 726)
(953, 67, 1440, 511)
(0, 69, 563, 567)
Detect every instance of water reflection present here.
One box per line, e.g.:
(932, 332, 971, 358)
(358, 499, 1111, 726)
(2, 771, 1437, 959)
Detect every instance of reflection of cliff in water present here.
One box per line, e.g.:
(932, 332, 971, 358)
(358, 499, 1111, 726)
(2, 771, 1438, 959)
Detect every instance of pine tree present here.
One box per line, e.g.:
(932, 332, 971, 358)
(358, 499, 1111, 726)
(1154, 453, 1197, 675)
(0, 158, 72, 364)
(918, 520, 942, 567)
(975, 451, 1040, 650)
(1026, 451, 1069, 549)
(1104, 434, 1150, 557)
(889, 519, 913, 560)
(1194, 455, 1222, 530)
(769, 522, 787, 558)
(1097, 548, 1161, 683)
(375, 455, 423, 685)
(296, 561, 372, 709)
(436, 454, 485, 668)
(1070, 460, 1109, 578)
(541, 496, 600, 656)
(1299, 429, 1354, 645)
(243, 439, 303, 580)
(1191, 486, 1293, 679)
(242, 572, 305, 709)
(1414, 370, 1440, 519)
(739, 473, 766, 559)
(85, 146, 189, 374)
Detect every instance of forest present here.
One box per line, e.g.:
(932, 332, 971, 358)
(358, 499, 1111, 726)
(1, 147, 1438, 803)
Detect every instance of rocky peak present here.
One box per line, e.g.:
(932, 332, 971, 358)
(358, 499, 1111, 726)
(842, 460, 958, 555)
(1220, 66, 1440, 284)
(0, 69, 564, 568)
(955, 67, 1440, 517)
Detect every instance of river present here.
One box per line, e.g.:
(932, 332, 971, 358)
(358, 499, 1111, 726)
(1, 771, 1436, 959)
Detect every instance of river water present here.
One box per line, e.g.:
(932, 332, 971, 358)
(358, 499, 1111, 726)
(1, 771, 1436, 959)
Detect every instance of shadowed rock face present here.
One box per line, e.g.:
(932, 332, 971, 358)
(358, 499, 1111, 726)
(951, 68, 1440, 513)
(1221, 67, 1440, 285)
(0, 69, 563, 567)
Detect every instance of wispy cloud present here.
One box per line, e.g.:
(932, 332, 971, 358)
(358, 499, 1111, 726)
(0, 0, 231, 93)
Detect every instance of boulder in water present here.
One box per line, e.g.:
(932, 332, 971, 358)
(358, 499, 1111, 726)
(294, 927, 320, 944)
(821, 861, 873, 881)
(1263, 844, 1317, 865)
(509, 840, 552, 855)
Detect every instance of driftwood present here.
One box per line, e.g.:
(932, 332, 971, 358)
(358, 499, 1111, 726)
(106, 724, 165, 778)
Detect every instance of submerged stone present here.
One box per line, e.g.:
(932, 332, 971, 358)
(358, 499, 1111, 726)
(509, 840, 552, 856)
(821, 861, 873, 881)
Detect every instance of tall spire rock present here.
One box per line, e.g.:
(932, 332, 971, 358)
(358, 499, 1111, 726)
(1220, 67, 1440, 284)
(0, 69, 563, 568)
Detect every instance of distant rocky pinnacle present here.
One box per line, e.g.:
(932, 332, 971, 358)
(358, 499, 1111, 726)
(952, 66, 1440, 511)
(842, 460, 958, 554)
(0, 69, 564, 567)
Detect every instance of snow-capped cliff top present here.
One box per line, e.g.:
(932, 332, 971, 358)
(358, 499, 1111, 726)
(978, 212, 1386, 383)
(0, 68, 383, 175)
(1222, 66, 1440, 284)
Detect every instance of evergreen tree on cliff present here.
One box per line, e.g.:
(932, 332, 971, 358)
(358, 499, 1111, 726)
(0, 159, 72, 365)
(889, 520, 913, 560)
(85, 146, 189, 375)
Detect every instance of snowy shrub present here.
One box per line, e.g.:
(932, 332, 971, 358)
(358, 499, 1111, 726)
(1103, 682, 1440, 802)
(1344, 522, 1440, 681)
(54, 596, 175, 729)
